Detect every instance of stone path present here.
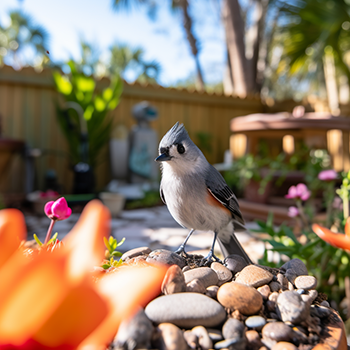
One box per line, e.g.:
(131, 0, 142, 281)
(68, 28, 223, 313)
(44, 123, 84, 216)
(25, 205, 265, 263)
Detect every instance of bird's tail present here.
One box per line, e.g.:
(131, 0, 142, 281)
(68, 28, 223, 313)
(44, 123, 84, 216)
(217, 223, 252, 264)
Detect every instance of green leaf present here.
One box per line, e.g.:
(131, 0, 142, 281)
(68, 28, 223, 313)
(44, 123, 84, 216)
(102, 264, 110, 269)
(111, 251, 122, 257)
(33, 234, 43, 246)
(103, 236, 111, 251)
(53, 72, 72, 95)
(117, 237, 125, 247)
(75, 75, 95, 92)
(94, 96, 106, 112)
(84, 105, 94, 121)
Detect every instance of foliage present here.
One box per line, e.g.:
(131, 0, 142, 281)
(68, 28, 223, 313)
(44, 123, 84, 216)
(53, 60, 123, 169)
(125, 190, 162, 210)
(102, 236, 125, 269)
(256, 171, 350, 320)
(223, 145, 329, 196)
(0, 10, 49, 69)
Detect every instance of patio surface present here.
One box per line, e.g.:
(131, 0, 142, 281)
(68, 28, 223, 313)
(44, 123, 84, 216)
(25, 205, 265, 263)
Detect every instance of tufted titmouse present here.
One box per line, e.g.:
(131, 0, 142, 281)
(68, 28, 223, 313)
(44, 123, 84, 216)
(155, 122, 252, 264)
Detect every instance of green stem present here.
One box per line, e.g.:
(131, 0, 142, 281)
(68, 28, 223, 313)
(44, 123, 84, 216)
(44, 219, 56, 245)
(296, 199, 309, 229)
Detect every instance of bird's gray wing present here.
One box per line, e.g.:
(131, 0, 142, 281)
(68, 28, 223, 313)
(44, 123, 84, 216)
(205, 164, 245, 225)
(159, 184, 166, 205)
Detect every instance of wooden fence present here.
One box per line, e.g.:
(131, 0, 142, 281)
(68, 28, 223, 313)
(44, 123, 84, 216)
(0, 65, 263, 194)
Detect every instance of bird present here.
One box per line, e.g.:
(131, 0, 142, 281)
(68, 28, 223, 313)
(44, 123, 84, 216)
(155, 122, 252, 265)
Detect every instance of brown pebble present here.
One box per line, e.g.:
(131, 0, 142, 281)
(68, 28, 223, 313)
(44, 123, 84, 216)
(217, 282, 263, 315)
(266, 300, 276, 313)
(211, 262, 232, 285)
(186, 278, 206, 294)
(183, 330, 198, 349)
(121, 246, 151, 262)
(235, 265, 274, 288)
(206, 285, 219, 299)
(156, 323, 188, 350)
(288, 282, 294, 291)
(269, 292, 279, 302)
(246, 330, 263, 349)
(271, 341, 298, 350)
(184, 267, 219, 288)
(191, 326, 213, 350)
(162, 265, 186, 295)
(262, 322, 293, 342)
(257, 285, 271, 300)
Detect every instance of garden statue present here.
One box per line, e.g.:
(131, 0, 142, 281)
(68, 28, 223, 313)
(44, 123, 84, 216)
(129, 101, 158, 183)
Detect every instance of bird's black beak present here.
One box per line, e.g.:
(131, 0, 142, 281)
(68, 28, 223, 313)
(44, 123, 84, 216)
(155, 153, 171, 162)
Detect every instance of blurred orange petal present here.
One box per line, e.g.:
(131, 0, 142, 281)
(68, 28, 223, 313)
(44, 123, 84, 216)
(312, 223, 350, 251)
(63, 200, 110, 282)
(0, 209, 27, 268)
(78, 264, 167, 350)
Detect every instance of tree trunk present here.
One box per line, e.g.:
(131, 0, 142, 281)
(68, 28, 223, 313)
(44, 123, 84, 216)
(179, 0, 205, 91)
(222, 0, 249, 97)
(246, 0, 269, 93)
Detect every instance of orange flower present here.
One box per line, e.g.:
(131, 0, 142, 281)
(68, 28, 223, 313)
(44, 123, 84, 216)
(312, 217, 350, 251)
(0, 200, 166, 350)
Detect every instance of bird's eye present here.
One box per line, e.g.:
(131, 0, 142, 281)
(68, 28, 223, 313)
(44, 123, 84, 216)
(177, 144, 185, 154)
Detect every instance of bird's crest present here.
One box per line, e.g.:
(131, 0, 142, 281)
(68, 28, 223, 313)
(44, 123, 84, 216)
(161, 122, 189, 147)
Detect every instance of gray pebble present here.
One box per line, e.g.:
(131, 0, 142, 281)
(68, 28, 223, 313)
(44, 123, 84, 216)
(310, 305, 331, 318)
(296, 289, 305, 295)
(214, 337, 246, 350)
(281, 259, 308, 276)
(145, 293, 226, 328)
(276, 291, 309, 324)
(183, 330, 198, 349)
(222, 318, 245, 339)
(186, 279, 206, 294)
(184, 267, 219, 288)
(113, 308, 153, 350)
(206, 285, 219, 299)
(245, 315, 266, 330)
(301, 289, 318, 304)
(295, 275, 317, 290)
(269, 281, 281, 292)
(320, 300, 330, 307)
(146, 249, 187, 268)
(207, 328, 223, 342)
(224, 254, 248, 274)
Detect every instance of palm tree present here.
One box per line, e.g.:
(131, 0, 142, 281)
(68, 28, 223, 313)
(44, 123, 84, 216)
(0, 10, 48, 69)
(112, 0, 205, 90)
(277, 0, 350, 111)
(108, 43, 161, 83)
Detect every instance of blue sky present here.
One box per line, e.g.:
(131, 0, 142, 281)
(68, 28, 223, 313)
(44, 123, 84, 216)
(0, 0, 226, 86)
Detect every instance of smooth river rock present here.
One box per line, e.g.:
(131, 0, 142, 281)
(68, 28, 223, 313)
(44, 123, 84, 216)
(217, 282, 263, 315)
(294, 275, 317, 290)
(121, 246, 151, 262)
(262, 322, 293, 342)
(184, 267, 219, 288)
(146, 249, 187, 269)
(276, 291, 309, 324)
(211, 262, 232, 285)
(161, 264, 186, 295)
(235, 265, 274, 288)
(145, 293, 227, 328)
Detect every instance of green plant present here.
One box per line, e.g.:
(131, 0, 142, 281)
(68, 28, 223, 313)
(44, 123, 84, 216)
(256, 170, 350, 320)
(125, 190, 162, 210)
(53, 60, 122, 170)
(102, 236, 125, 269)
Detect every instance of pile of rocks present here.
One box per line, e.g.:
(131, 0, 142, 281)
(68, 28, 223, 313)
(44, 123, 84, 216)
(111, 248, 340, 350)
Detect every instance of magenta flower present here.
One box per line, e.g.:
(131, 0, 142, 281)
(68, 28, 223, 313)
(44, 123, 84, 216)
(285, 183, 311, 201)
(45, 197, 72, 221)
(288, 206, 299, 218)
(318, 169, 337, 181)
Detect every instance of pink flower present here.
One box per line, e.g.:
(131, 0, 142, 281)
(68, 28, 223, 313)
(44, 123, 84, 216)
(318, 169, 337, 181)
(285, 183, 311, 201)
(44, 197, 72, 221)
(288, 206, 299, 218)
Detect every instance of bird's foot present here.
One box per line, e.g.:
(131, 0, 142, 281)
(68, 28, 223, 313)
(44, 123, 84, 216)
(200, 250, 222, 267)
(174, 245, 192, 258)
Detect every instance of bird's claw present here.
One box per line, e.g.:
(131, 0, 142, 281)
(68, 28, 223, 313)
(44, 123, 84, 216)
(200, 251, 222, 266)
(174, 245, 191, 258)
